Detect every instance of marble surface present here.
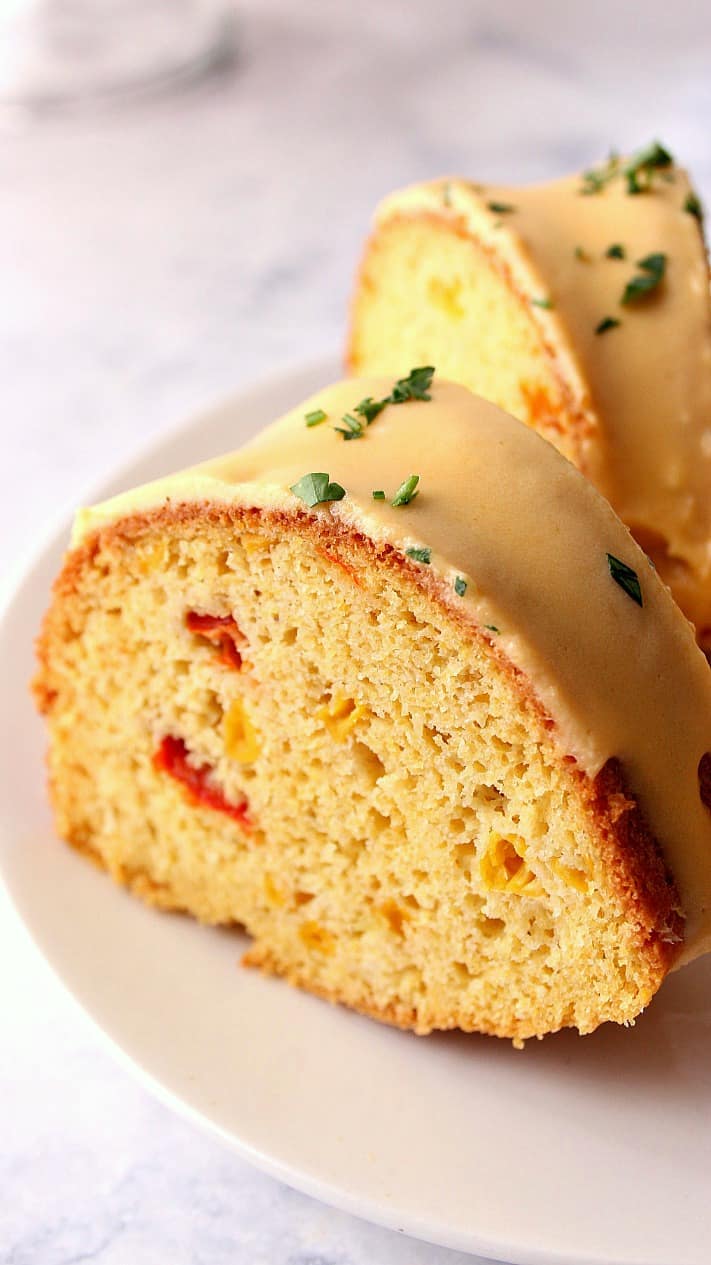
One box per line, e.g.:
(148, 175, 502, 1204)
(2, 1, 711, 1261)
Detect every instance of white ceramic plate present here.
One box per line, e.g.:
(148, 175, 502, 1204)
(3, 359, 711, 1265)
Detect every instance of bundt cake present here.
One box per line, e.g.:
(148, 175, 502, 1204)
(34, 372, 711, 1043)
(347, 146, 711, 650)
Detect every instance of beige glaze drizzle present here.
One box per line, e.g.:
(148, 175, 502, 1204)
(375, 167, 711, 634)
(75, 378, 711, 963)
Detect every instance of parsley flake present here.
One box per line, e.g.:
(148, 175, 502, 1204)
(684, 192, 703, 221)
(454, 576, 467, 597)
(484, 624, 500, 634)
(624, 140, 673, 194)
(304, 408, 327, 427)
(607, 553, 643, 607)
(532, 296, 554, 310)
(442, 181, 452, 207)
(574, 246, 590, 262)
(335, 368, 435, 442)
(354, 396, 386, 424)
(389, 366, 435, 403)
(372, 489, 385, 500)
(487, 201, 516, 214)
(406, 546, 431, 564)
(579, 152, 620, 195)
(621, 253, 667, 305)
(605, 243, 626, 260)
(595, 316, 621, 335)
(392, 474, 420, 507)
(579, 143, 674, 198)
(334, 413, 364, 441)
(290, 473, 346, 508)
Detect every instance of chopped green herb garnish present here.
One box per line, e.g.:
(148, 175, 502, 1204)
(372, 489, 385, 500)
(579, 151, 620, 195)
(389, 366, 435, 403)
(624, 140, 673, 194)
(335, 368, 435, 442)
(406, 546, 431, 564)
(290, 473, 346, 508)
(579, 142, 674, 198)
(574, 245, 590, 262)
(354, 396, 386, 424)
(487, 201, 516, 214)
(607, 553, 643, 606)
(532, 296, 554, 310)
(484, 624, 500, 634)
(442, 181, 452, 207)
(304, 408, 327, 427)
(454, 576, 467, 597)
(334, 413, 364, 441)
(605, 243, 626, 259)
(684, 191, 703, 221)
(595, 316, 621, 335)
(621, 252, 667, 305)
(392, 474, 420, 507)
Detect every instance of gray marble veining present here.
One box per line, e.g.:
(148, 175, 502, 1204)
(2, 1, 709, 1260)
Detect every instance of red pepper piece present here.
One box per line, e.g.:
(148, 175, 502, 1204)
(185, 611, 246, 670)
(153, 735, 252, 830)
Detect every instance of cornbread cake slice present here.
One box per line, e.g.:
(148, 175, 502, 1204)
(347, 146, 711, 651)
(34, 373, 711, 1043)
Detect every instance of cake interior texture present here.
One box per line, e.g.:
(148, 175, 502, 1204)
(36, 502, 678, 1043)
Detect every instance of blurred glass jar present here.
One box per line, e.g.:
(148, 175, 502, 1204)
(0, 0, 235, 109)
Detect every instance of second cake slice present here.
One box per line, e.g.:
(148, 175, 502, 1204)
(347, 149, 711, 648)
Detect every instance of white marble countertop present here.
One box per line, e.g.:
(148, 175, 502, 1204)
(2, 2, 710, 1261)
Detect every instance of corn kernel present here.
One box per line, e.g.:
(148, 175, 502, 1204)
(223, 697, 260, 764)
(427, 276, 465, 321)
(263, 872, 286, 907)
(479, 831, 543, 897)
(299, 921, 335, 954)
(380, 899, 411, 936)
(137, 541, 168, 575)
(550, 859, 589, 892)
(317, 692, 368, 742)
(521, 382, 558, 429)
